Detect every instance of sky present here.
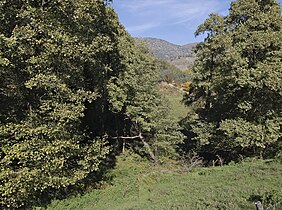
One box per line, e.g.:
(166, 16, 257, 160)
(112, 0, 282, 45)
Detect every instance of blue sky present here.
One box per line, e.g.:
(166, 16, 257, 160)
(112, 0, 282, 45)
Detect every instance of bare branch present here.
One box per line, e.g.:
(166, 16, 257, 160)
(110, 133, 159, 163)
(110, 134, 142, 140)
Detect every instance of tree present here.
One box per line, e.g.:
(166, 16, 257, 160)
(0, 1, 115, 208)
(0, 0, 183, 208)
(183, 0, 282, 160)
(0, 74, 108, 208)
(119, 45, 184, 162)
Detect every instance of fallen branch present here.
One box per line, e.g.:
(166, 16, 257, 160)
(110, 133, 159, 163)
(111, 134, 142, 140)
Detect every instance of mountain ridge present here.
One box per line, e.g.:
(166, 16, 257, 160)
(136, 37, 197, 70)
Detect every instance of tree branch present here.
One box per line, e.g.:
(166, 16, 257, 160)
(110, 134, 142, 140)
(110, 133, 159, 163)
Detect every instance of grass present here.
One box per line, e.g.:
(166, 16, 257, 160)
(45, 153, 282, 210)
(159, 83, 189, 121)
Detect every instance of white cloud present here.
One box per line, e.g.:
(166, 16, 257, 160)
(126, 22, 160, 33)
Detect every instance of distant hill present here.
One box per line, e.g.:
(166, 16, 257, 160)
(136, 37, 198, 70)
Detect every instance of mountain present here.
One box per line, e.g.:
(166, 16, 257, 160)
(136, 37, 197, 70)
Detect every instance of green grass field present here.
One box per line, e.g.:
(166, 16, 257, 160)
(45, 153, 282, 210)
(159, 83, 189, 121)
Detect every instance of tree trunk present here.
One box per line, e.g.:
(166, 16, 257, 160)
(139, 134, 159, 163)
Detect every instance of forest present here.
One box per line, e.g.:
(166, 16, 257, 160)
(0, 0, 281, 209)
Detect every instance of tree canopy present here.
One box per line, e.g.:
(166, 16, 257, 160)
(183, 0, 282, 160)
(0, 0, 183, 208)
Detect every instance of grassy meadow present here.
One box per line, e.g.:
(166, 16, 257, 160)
(159, 83, 189, 121)
(45, 153, 282, 210)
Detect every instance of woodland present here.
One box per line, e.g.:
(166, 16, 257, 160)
(0, 0, 281, 209)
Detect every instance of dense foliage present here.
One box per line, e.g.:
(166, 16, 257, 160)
(183, 0, 282, 160)
(0, 0, 182, 208)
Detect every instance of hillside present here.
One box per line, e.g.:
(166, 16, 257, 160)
(137, 37, 197, 70)
(46, 155, 282, 210)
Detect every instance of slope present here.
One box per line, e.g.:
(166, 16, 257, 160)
(137, 37, 197, 70)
